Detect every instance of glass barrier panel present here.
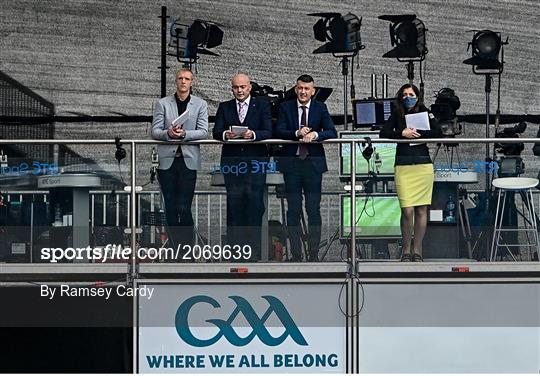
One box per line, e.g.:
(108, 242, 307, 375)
(2, 138, 537, 265)
(0, 141, 134, 264)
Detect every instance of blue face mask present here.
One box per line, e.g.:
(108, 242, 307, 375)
(403, 96, 417, 109)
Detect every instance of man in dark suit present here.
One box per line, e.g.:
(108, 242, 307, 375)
(275, 74, 337, 262)
(213, 73, 272, 261)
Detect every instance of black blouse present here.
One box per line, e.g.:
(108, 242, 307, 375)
(379, 104, 442, 166)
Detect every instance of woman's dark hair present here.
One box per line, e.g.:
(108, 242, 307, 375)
(394, 83, 424, 123)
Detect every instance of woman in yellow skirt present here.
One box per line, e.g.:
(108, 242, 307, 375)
(380, 84, 441, 261)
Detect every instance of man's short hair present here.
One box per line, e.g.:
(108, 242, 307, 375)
(297, 74, 314, 84)
(176, 67, 193, 76)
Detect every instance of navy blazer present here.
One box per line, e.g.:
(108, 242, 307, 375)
(274, 99, 337, 173)
(213, 97, 272, 162)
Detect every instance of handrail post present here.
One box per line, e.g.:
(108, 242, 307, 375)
(130, 141, 138, 281)
(351, 140, 356, 270)
(350, 139, 357, 372)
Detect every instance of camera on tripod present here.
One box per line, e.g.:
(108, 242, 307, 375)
(430, 88, 462, 137)
(494, 121, 527, 177)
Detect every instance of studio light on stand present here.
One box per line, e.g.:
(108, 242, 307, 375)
(378, 14, 427, 99)
(463, 29, 508, 192)
(158, 6, 224, 98)
(168, 18, 224, 70)
(309, 12, 365, 129)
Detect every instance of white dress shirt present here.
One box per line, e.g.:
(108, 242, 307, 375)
(223, 96, 256, 140)
(295, 100, 318, 140)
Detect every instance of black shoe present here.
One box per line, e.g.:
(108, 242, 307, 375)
(287, 255, 303, 262)
(307, 252, 319, 262)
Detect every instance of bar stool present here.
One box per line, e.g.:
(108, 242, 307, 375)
(490, 177, 540, 261)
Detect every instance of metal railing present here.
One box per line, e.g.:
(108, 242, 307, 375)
(1, 138, 539, 273)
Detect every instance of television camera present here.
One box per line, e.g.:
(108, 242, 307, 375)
(494, 121, 527, 177)
(250, 82, 333, 119)
(430, 88, 462, 167)
(430, 87, 462, 137)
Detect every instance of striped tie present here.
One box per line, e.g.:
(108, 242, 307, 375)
(238, 102, 247, 123)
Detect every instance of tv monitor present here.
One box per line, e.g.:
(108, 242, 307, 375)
(340, 194, 402, 239)
(339, 131, 396, 178)
(352, 97, 396, 128)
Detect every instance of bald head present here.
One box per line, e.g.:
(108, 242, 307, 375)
(231, 74, 252, 102)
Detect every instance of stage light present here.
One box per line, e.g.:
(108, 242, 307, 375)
(463, 30, 505, 72)
(168, 18, 224, 62)
(309, 12, 364, 54)
(188, 20, 224, 52)
(378, 14, 427, 60)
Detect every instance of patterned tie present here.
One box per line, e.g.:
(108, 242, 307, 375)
(238, 102, 247, 123)
(299, 105, 308, 160)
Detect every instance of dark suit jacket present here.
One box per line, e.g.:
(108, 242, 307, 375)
(212, 97, 272, 163)
(274, 99, 337, 173)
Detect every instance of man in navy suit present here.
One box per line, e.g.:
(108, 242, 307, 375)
(275, 74, 337, 261)
(213, 73, 272, 261)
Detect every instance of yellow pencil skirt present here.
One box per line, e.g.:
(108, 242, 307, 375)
(394, 163, 434, 208)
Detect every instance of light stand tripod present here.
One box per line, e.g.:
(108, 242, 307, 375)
(461, 29, 508, 259)
(403, 60, 425, 100)
(484, 74, 492, 192)
(341, 55, 351, 130)
(335, 52, 359, 130)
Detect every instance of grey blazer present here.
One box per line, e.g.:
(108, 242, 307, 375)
(150, 94, 209, 170)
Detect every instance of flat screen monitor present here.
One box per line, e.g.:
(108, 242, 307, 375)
(352, 97, 396, 128)
(339, 131, 396, 178)
(340, 194, 402, 239)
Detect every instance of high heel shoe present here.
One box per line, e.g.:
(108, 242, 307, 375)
(400, 253, 412, 262)
(412, 253, 423, 262)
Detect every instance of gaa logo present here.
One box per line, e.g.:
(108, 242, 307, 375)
(175, 295, 308, 347)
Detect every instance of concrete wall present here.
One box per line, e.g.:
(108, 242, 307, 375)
(1, 0, 538, 118)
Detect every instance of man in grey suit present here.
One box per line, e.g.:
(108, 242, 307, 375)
(151, 68, 208, 254)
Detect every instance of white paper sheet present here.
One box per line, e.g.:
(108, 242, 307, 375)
(405, 111, 430, 130)
(171, 109, 189, 128)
